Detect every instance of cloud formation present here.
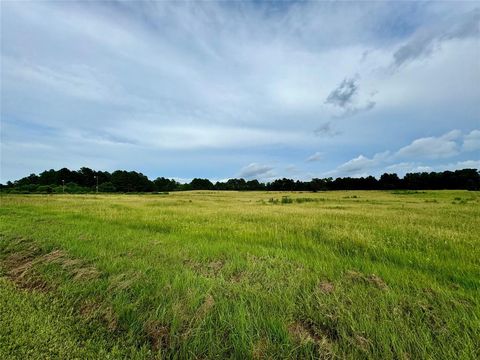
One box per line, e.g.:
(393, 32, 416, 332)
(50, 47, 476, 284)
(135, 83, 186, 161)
(393, 8, 480, 68)
(331, 151, 390, 176)
(313, 122, 341, 137)
(325, 77, 359, 108)
(306, 152, 324, 162)
(324, 76, 376, 118)
(463, 130, 480, 152)
(238, 163, 274, 180)
(395, 130, 462, 160)
(329, 129, 479, 177)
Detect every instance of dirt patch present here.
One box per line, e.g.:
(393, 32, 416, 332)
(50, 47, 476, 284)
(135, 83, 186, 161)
(144, 320, 170, 352)
(318, 280, 335, 294)
(346, 270, 388, 290)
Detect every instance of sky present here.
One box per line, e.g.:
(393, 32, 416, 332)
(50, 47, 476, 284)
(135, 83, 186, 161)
(1, 0, 479, 183)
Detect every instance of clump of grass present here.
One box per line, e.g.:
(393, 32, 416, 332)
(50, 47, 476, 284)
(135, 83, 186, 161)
(281, 196, 293, 204)
(391, 190, 426, 195)
(295, 197, 322, 203)
(451, 197, 474, 204)
(268, 197, 325, 204)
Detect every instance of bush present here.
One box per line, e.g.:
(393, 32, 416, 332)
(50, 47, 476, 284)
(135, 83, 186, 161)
(281, 196, 293, 204)
(37, 185, 53, 194)
(98, 182, 116, 193)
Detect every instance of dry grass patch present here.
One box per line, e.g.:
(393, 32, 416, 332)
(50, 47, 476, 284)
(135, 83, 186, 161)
(183, 258, 225, 277)
(252, 337, 269, 359)
(1, 238, 100, 285)
(288, 320, 335, 358)
(318, 280, 335, 294)
(346, 270, 388, 290)
(144, 320, 170, 352)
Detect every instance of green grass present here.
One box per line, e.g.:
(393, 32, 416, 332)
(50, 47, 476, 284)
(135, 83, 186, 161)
(1, 190, 479, 359)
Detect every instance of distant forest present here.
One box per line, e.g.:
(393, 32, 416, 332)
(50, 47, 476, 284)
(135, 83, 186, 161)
(1, 167, 479, 193)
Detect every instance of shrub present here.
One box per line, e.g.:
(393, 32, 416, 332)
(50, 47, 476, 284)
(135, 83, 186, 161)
(281, 196, 293, 204)
(98, 182, 116, 193)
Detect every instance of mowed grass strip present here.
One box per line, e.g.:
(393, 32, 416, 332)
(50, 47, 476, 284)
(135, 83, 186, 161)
(0, 190, 479, 359)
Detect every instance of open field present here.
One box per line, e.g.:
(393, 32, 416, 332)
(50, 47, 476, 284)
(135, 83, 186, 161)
(1, 191, 479, 359)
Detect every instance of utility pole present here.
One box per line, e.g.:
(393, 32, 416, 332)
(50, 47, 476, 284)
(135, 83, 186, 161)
(62, 179, 65, 194)
(94, 175, 98, 194)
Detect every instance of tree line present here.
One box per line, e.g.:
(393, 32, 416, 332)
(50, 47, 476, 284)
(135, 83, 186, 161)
(1, 167, 478, 194)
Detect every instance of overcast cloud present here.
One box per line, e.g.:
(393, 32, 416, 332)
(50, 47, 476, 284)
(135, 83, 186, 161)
(1, 1, 479, 182)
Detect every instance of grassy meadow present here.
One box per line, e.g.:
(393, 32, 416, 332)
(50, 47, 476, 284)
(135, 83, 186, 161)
(0, 190, 479, 359)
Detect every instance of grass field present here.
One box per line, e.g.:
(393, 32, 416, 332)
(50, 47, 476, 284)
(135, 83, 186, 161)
(0, 190, 479, 359)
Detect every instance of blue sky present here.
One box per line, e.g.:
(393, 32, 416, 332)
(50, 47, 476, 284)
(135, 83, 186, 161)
(1, 0, 479, 183)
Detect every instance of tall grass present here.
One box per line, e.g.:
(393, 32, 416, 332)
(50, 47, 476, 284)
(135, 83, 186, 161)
(1, 190, 479, 359)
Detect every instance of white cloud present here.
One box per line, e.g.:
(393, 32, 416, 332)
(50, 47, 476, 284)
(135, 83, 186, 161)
(385, 160, 480, 175)
(463, 129, 480, 152)
(395, 130, 461, 159)
(7, 61, 112, 102)
(238, 163, 274, 179)
(442, 159, 480, 170)
(329, 151, 390, 176)
(337, 155, 374, 172)
(385, 162, 433, 175)
(306, 152, 324, 162)
(328, 129, 478, 177)
(105, 124, 311, 150)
